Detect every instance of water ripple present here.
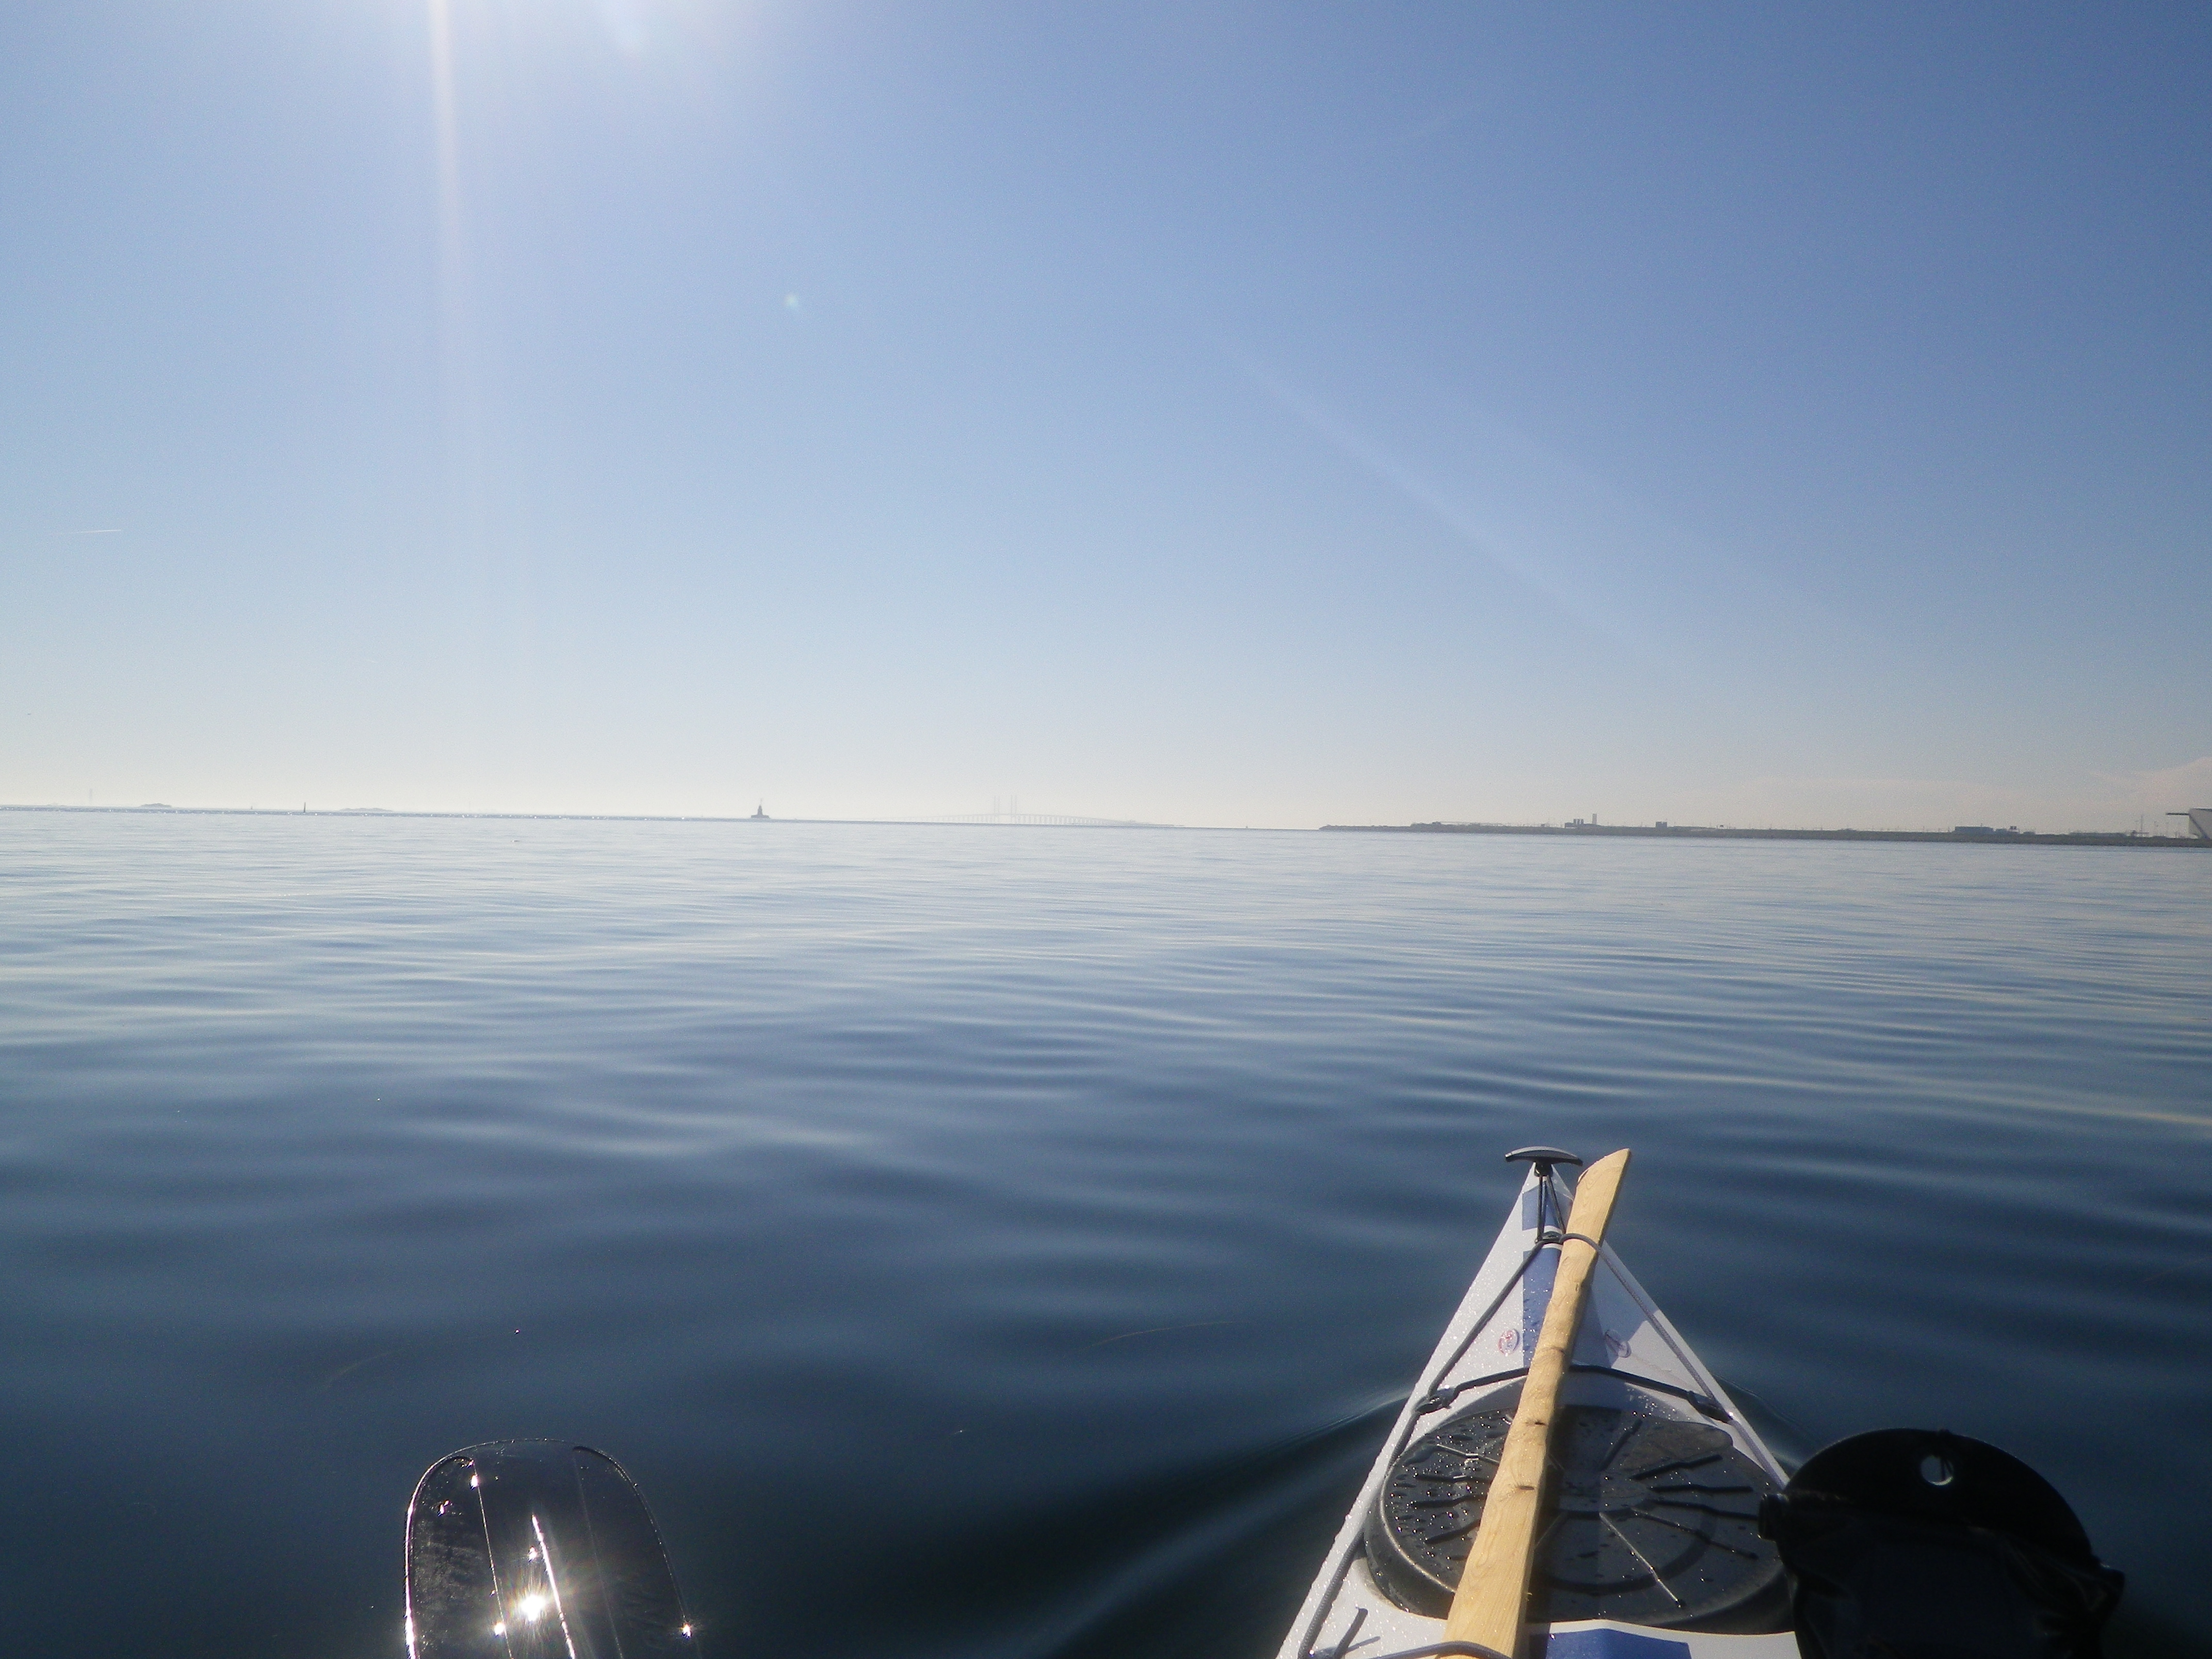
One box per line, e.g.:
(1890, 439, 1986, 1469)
(0, 815, 2205, 1656)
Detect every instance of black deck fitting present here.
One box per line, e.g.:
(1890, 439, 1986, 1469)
(1503, 1145, 1582, 1176)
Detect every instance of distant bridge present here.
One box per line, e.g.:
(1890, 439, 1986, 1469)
(931, 811, 1174, 828)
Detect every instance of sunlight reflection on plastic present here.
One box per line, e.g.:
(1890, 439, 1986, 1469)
(408, 1443, 698, 1659)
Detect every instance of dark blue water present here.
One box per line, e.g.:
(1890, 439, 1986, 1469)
(2, 812, 2207, 1656)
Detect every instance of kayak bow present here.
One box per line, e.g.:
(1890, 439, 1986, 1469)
(1277, 1148, 1796, 1659)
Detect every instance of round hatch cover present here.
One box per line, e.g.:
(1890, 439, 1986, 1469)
(1363, 1398, 1788, 1631)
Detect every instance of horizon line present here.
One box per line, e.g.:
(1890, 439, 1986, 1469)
(3, 803, 2205, 842)
(0, 803, 1205, 831)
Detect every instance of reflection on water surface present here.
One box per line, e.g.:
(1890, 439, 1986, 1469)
(0, 813, 2205, 1655)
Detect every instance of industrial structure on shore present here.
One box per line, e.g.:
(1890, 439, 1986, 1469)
(1326, 814, 2212, 849)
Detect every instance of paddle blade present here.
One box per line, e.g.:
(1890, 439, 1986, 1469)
(405, 1441, 698, 1659)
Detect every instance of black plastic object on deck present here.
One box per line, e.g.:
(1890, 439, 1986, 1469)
(1758, 1428, 2124, 1659)
(406, 1440, 697, 1659)
(1364, 1391, 1791, 1631)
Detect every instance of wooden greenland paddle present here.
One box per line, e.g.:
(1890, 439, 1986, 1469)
(1443, 1147, 1633, 1659)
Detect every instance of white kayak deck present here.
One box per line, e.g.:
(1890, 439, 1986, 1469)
(1274, 1162, 1799, 1659)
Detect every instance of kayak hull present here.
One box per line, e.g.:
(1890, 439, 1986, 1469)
(1275, 1160, 1799, 1659)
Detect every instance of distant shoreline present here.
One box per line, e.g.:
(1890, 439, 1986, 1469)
(1322, 821, 2209, 849)
(5, 804, 2204, 845)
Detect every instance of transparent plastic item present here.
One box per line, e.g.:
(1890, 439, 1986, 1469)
(406, 1440, 697, 1659)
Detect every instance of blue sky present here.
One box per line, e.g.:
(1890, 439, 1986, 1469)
(4, 2, 2206, 828)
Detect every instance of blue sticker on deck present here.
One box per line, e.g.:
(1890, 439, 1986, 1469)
(1535, 1630, 1692, 1659)
(1522, 1188, 1541, 1229)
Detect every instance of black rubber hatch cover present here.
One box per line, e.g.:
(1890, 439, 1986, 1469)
(1364, 1398, 1789, 1632)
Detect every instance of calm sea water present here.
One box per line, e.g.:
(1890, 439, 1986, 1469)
(2, 812, 2206, 1657)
